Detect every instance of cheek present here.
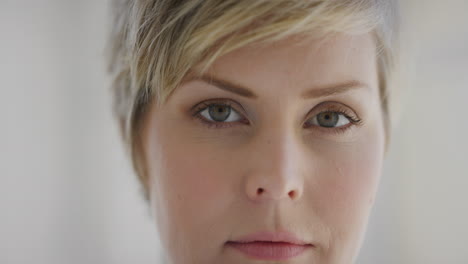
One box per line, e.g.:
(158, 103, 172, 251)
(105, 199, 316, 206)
(309, 126, 384, 260)
(318, 141, 382, 217)
(325, 127, 383, 213)
(165, 146, 229, 211)
(144, 109, 232, 218)
(149, 135, 228, 212)
(145, 128, 233, 259)
(314, 117, 384, 212)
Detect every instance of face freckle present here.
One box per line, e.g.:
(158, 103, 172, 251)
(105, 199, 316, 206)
(141, 32, 385, 264)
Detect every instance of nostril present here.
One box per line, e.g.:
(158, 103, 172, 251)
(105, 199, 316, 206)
(257, 188, 264, 195)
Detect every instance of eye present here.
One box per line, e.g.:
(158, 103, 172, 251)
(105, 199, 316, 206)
(191, 99, 362, 132)
(302, 102, 363, 134)
(200, 103, 242, 122)
(191, 100, 248, 129)
(308, 111, 351, 128)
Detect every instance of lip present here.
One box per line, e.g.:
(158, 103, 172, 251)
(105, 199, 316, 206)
(226, 231, 314, 261)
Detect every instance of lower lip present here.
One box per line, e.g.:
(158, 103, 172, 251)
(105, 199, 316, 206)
(226, 241, 311, 260)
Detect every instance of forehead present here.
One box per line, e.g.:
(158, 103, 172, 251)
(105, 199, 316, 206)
(201, 32, 378, 99)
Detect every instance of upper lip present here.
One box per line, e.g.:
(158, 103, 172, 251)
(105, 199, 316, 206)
(228, 230, 314, 246)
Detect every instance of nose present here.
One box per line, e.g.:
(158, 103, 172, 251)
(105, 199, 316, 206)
(244, 129, 305, 203)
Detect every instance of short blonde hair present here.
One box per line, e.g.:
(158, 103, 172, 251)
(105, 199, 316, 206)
(106, 0, 400, 199)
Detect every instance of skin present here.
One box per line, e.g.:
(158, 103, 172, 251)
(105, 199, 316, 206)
(141, 32, 385, 264)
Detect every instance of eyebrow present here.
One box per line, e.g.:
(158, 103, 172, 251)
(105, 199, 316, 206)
(188, 73, 369, 99)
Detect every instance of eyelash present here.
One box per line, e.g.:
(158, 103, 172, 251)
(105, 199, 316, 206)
(191, 99, 363, 134)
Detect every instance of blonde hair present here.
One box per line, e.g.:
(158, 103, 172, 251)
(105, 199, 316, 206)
(106, 0, 400, 200)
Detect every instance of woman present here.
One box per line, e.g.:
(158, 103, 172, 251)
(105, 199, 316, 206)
(106, 0, 400, 263)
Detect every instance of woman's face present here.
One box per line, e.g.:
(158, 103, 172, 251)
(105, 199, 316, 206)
(141, 32, 385, 264)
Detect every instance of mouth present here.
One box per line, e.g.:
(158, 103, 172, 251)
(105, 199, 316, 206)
(225, 231, 315, 261)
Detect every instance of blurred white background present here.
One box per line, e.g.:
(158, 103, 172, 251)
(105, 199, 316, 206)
(1, 1, 467, 263)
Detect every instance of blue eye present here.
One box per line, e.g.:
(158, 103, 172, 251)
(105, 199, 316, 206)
(192, 100, 248, 129)
(191, 99, 362, 132)
(308, 111, 351, 128)
(200, 103, 243, 123)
